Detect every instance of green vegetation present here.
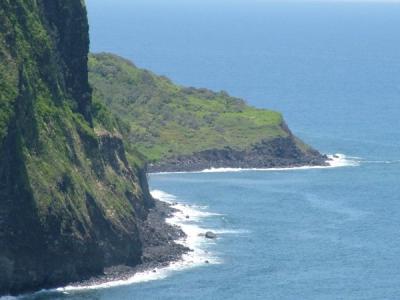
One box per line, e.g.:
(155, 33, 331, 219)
(0, 0, 148, 221)
(0, 1, 151, 293)
(89, 53, 289, 162)
(0, 0, 322, 293)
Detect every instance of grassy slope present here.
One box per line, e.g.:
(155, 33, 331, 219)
(89, 53, 291, 162)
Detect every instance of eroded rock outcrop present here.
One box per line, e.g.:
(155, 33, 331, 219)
(149, 126, 328, 172)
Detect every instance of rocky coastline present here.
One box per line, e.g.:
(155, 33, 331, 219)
(0, 0, 331, 296)
(148, 137, 329, 173)
(29, 200, 190, 294)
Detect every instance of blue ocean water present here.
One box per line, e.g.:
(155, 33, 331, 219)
(21, 1, 400, 299)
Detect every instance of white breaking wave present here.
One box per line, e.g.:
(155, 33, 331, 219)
(51, 190, 223, 293)
(152, 191, 222, 221)
(199, 153, 360, 173)
(1, 190, 226, 298)
(201, 168, 243, 173)
(150, 189, 176, 203)
(325, 153, 360, 168)
(151, 153, 360, 175)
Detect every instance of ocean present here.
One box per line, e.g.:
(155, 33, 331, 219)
(15, 0, 400, 299)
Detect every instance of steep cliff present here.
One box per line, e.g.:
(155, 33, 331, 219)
(89, 53, 327, 172)
(0, 0, 156, 294)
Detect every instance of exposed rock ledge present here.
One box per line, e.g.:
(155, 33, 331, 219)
(148, 137, 328, 173)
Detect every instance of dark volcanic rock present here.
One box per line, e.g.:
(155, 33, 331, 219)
(149, 136, 328, 173)
(205, 231, 217, 239)
(64, 199, 189, 289)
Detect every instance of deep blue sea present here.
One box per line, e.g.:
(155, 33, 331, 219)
(20, 1, 400, 299)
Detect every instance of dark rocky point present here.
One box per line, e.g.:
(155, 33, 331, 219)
(148, 133, 328, 173)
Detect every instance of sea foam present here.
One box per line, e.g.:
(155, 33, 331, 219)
(1, 190, 224, 299)
(151, 153, 360, 175)
(51, 190, 222, 293)
(199, 153, 360, 173)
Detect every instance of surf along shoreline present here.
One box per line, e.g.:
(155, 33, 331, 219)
(2, 154, 359, 299)
(57, 190, 221, 293)
(5, 190, 220, 299)
(150, 154, 360, 175)
(54, 154, 358, 293)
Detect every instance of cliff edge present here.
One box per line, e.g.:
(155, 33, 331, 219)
(0, 0, 181, 295)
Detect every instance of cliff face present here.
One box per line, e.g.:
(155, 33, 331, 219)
(0, 0, 153, 294)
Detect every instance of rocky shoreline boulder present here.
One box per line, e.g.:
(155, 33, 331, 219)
(205, 231, 217, 239)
